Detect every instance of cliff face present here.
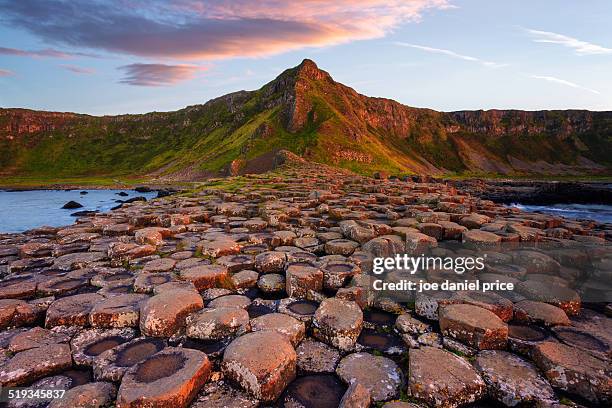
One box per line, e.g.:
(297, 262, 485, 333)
(1, 59, 610, 179)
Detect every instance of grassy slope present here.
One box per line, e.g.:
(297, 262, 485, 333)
(1, 62, 611, 186)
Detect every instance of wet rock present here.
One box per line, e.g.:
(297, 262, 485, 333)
(312, 298, 363, 351)
(507, 324, 549, 356)
(48, 381, 117, 408)
(0, 343, 72, 386)
(45, 293, 104, 327)
(336, 352, 402, 402)
(408, 346, 485, 407)
(296, 338, 341, 374)
(250, 312, 305, 346)
(62, 201, 83, 209)
(186, 307, 250, 340)
(439, 303, 508, 350)
(532, 341, 611, 404)
(222, 331, 296, 402)
(475, 350, 555, 406)
(117, 347, 212, 408)
(70, 327, 136, 366)
(282, 374, 346, 408)
(140, 289, 203, 337)
(552, 326, 610, 359)
(89, 294, 148, 328)
(93, 337, 166, 382)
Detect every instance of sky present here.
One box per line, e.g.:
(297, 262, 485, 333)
(0, 0, 611, 115)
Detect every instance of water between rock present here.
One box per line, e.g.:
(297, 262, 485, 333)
(0, 189, 157, 233)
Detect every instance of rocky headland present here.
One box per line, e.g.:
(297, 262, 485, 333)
(0, 155, 610, 407)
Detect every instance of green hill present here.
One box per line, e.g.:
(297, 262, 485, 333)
(1, 59, 610, 182)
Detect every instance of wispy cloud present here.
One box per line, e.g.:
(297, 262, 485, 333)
(0, 68, 14, 77)
(0, 0, 453, 60)
(117, 63, 203, 86)
(530, 75, 600, 95)
(525, 29, 612, 55)
(394, 42, 505, 67)
(60, 65, 95, 74)
(0, 46, 97, 58)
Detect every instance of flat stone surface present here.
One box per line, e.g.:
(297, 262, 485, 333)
(140, 289, 203, 337)
(117, 347, 212, 408)
(222, 331, 296, 402)
(408, 346, 485, 408)
(336, 352, 402, 402)
(207, 295, 251, 309)
(45, 293, 104, 327)
(513, 300, 570, 327)
(0, 343, 72, 386)
(47, 381, 117, 408)
(179, 265, 229, 291)
(474, 350, 555, 406)
(8, 326, 70, 353)
(439, 303, 508, 350)
(532, 341, 611, 404)
(186, 307, 250, 340)
(312, 298, 363, 351)
(89, 294, 149, 328)
(296, 338, 341, 374)
(286, 264, 323, 298)
(250, 312, 305, 346)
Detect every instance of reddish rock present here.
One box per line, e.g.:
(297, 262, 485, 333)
(439, 304, 508, 350)
(45, 293, 104, 327)
(117, 347, 212, 408)
(139, 289, 203, 337)
(0, 343, 72, 386)
(408, 346, 485, 407)
(222, 331, 296, 402)
(179, 265, 229, 291)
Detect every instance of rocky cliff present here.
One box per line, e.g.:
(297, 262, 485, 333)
(1, 59, 610, 179)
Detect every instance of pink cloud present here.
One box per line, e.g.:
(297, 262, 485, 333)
(118, 63, 203, 86)
(1, 0, 452, 60)
(60, 64, 95, 74)
(0, 46, 97, 58)
(0, 68, 14, 76)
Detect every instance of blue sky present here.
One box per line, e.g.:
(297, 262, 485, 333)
(0, 0, 611, 115)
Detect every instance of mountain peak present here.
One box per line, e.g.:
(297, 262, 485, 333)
(294, 58, 331, 81)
